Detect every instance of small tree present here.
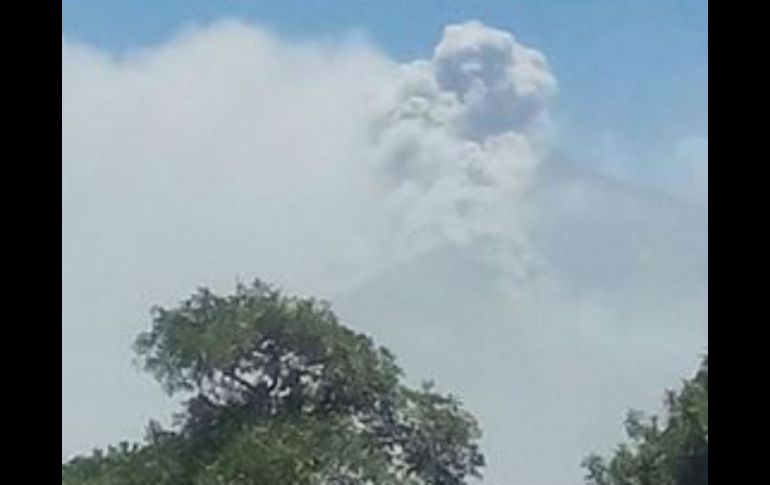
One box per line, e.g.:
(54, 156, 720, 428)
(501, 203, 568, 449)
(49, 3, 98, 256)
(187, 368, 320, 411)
(582, 354, 708, 485)
(63, 279, 484, 485)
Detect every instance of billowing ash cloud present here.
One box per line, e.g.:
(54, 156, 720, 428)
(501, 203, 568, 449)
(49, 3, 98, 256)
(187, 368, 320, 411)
(62, 20, 706, 485)
(432, 21, 556, 139)
(373, 21, 556, 273)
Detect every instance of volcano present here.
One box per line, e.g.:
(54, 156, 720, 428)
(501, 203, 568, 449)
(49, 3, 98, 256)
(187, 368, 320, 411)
(335, 158, 707, 484)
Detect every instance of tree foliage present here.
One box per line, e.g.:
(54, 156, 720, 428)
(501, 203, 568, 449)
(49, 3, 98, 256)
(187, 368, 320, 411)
(582, 353, 708, 485)
(62, 279, 484, 485)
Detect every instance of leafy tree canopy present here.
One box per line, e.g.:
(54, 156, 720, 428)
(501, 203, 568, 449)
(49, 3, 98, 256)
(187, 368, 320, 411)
(582, 353, 708, 485)
(63, 279, 485, 485)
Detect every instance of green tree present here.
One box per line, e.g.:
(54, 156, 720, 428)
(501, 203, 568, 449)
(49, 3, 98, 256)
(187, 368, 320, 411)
(582, 353, 708, 485)
(63, 279, 484, 485)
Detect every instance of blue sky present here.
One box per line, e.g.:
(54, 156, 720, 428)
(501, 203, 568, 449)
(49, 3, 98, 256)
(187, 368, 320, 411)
(62, 0, 707, 175)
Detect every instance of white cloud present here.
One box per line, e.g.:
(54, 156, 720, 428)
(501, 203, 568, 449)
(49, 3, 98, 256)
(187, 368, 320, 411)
(63, 19, 404, 461)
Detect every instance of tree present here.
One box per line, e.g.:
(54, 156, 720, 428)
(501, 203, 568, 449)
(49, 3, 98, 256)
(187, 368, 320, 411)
(582, 353, 708, 485)
(63, 279, 484, 484)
